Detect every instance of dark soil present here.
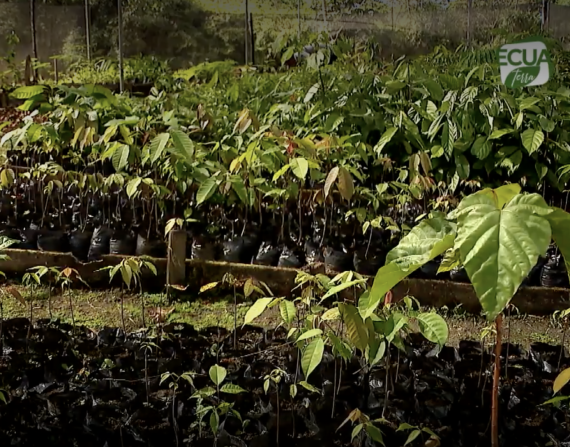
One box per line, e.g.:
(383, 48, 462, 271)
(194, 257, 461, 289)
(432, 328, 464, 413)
(0, 318, 569, 447)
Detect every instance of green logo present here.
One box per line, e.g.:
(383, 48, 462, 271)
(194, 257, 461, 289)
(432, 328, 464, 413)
(497, 36, 553, 88)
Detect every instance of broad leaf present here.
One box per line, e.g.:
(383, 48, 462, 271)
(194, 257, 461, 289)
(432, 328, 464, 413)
(149, 133, 170, 164)
(301, 337, 324, 381)
(297, 329, 323, 342)
(291, 157, 309, 179)
(357, 290, 383, 320)
(454, 191, 552, 320)
(209, 365, 227, 386)
(196, 177, 218, 205)
(374, 126, 397, 154)
(169, 129, 194, 163)
(243, 297, 273, 326)
(339, 303, 369, 353)
(370, 217, 456, 303)
(337, 166, 354, 201)
(220, 383, 247, 394)
(416, 313, 448, 346)
(521, 128, 544, 154)
(279, 299, 296, 324)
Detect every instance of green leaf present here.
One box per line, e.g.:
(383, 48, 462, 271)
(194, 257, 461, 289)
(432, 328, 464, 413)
(111, 144, 129, 172)
(149, 133, 170, 164)
(298, 381, 319, 393)
(196, 177, 218, 205)
(416, 312, 449, 346)
(243, 297, 273, 326)
(338, 303, 369, 353)
(470, 136, 492, 160)
(291, 157, 309, 179)
(301, 337, 324, 381)
(126, 177, 141, 199)
(220, 383, 247, 394)
(365, 424, 385, 445)
(169, 129, 194, 163)
(209, 365, 227, 386)
(370, 217, 456, 303)
(404, 429, 422, 446)
(489, 128, 513, 140)
(539, 117, 555, 133)
(321, 279, 366, 301)
(304, 83, 320, 103)
(120, 264, 133, 289)
(209, 410, 219, 434)
(337, 166, 354, 201)
(455, 154, 470, 179)
(374, 127, 397, 154)
(351, 424, 364, 441)
(230, 176, 249, 205)
(279, 300, 296, 325)
(357, 290, 383, 320)
(521, 128, 544, 155)
(297, 328, 323, 342)
(454, 190, 552, 320)
(553, 367, 570, 395)
(10, 85, 45, 99)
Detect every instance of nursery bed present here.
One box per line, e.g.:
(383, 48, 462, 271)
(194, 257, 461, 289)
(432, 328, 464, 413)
(0, 318, 568, 447)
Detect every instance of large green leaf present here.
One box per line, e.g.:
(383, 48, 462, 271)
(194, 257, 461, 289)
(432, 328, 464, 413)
(149, 133, 170, 164)
(338, 303, 369, 353)
(369, 217, 456, 303)
(10, 85, 46, 99)
(196, 177, 219, 205)
(243, 297, 273, 326)
(454, 191, 552, 320)
(521, 128, 544, 154)
(169, 129, 194, 163)
(416, 313, 448, 346)
(302, 337, 324, 381)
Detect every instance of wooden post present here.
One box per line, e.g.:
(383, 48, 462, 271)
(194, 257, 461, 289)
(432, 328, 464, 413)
(297, 0, 301, 39)
(117, 0, 124, 93)
(29, 0, 38, 80)
(467, 0, 472, 48)
(249, 13, 255, 66)
(167, 230, 187, 288)
(244, 0, 249, 65)
(85, 0, 91, 61)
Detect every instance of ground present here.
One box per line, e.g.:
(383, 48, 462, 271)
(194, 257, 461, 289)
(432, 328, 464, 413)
(1, 284, 568, 351)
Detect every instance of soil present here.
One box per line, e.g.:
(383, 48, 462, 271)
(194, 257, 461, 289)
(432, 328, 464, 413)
(0, 315, 569, 447)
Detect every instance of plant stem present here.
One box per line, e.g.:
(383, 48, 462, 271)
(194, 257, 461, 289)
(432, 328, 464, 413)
(120, 289, 126, 333)
(68, 288, 75, 328)
(491, 313, 503, 447)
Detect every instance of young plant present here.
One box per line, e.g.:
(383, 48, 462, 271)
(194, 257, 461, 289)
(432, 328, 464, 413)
(97, 257, 157, 331)
(336, 408, 385, 446)
(396, 423, 440, 446)
(190, 364, 247, 442)
(160, 370, 197, 447)
(56, 267, 88, 329)
(27, 266, 61, 319)
(369, 183, 570, 447)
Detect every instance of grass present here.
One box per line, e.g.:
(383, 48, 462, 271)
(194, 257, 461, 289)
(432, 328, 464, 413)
(1, 285, 569, 351)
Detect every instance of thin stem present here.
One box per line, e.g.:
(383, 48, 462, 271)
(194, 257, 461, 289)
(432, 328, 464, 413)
(491, 313, 503, 447)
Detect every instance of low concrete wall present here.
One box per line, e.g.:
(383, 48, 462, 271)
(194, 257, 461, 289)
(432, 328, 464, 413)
(0, 247, 568, 316)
